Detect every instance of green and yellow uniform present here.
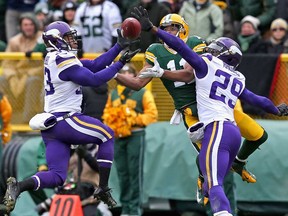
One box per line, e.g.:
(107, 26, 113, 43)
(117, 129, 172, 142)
(146, 36, 206, 129)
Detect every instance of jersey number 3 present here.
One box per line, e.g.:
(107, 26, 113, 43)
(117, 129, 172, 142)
(45, 67, 55, 96)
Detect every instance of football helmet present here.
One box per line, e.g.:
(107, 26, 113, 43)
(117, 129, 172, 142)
(42, 21, 78, 52)
(159, 14, 189, 42)
(205, 37, 242, 69)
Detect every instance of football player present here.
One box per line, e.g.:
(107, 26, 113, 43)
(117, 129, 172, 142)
(133, 6, 288, 215)
(114, 12, 261, 214)
(2, 21, 139, 213)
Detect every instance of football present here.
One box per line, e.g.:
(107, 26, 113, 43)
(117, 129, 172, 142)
(121, 17, 141, 39)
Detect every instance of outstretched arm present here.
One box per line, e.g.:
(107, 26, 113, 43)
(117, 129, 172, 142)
(81, 29, 140, 72)
(115, 61, 153, 90)
(239, 88, 280, 115)
(81, 43, 122, 72)
(140, 61, 195, 82)
(162, 63, 195, 83)
(60, 49, 140, 87)
(60, 61, 124, 87)
(155, 28, 207, 75)
(132, 6, 207, 77)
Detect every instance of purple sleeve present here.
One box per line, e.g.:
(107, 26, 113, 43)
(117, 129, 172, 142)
(59, 61, 124, 87)
(239, 88, 279, 115)
(156, 29, 208, 78)
(80, 43, 122, 72)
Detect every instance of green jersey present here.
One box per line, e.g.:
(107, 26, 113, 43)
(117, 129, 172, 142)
(145, 36, 206, 112)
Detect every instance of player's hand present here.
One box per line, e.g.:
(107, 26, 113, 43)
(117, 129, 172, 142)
(117, 29, 140, 49)
(131, 6, 153, 31)
(139, 58, 164, 78)
(277, 103, 288, 116)
(119, 49, 141, 64)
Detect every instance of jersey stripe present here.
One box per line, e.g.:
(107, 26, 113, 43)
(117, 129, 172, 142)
(65, 118, 108, 142)
(72, 116, 112, 139)
(57, 58, 77, 68)
(145, 51, 156, 63)
(211, 121, 223, 186)
(206, 121, 217, 189)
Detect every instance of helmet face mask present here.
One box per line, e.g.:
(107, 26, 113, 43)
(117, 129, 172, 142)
(43, 21, 78, 52)
(160, 14, 189, 42)
(205, 37, 242, 69)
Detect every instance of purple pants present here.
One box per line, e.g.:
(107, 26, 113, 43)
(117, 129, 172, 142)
(33, 113, 114, 189)
(199, 120, 241, 214)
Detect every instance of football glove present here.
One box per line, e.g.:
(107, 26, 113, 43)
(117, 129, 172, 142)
(116, 29, 140, 49)
(119, 49, 141, 64)
(277, 103, 288, 116)
(131, 6, 153, 31)
(139, 58, 164, 78)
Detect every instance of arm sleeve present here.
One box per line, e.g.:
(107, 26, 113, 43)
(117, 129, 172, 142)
(134, 90, 158, 127)
(156, 29, 208, 78)
(239, 88, 279, 115)
(81, 43, 122, 72)
(59, 61, 124, 87)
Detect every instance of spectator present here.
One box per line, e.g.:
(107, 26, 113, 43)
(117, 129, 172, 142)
(34, 2, 50, 31)
(250, 18, 288, 54)
(61, 0, 78, 27)
(237, 15, 261, 53)
(228, 0, 276, 38)
(0, 13, 43, 123)
(125, 0, 170, 52)
(74, 0, 122, 53)
(5, 0, 40, 41)
(48, 0, 67, 22)
(103, 63, 158, 216)
(179, 0, 223, 42)
(213, 0, 236, 40)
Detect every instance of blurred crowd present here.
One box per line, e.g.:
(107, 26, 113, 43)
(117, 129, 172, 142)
(0, 0, 288, 55)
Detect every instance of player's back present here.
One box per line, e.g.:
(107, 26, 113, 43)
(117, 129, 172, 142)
(196, 54, 246, 125)
(44, 50, 83, 113)
(145, 36, 206, 110)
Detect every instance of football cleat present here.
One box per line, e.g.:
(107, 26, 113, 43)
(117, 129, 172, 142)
(196, 175, 209, 206)
(231, 161, 257, 183)
(93, 186, 117, 208)
(3, 177, 20, 212)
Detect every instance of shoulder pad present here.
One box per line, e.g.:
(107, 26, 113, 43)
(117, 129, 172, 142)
(56, 52, 77, 68)
(145, 43, 161, 64)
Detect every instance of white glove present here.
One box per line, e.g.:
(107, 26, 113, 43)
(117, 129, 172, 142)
(139, 58, 164, 78)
